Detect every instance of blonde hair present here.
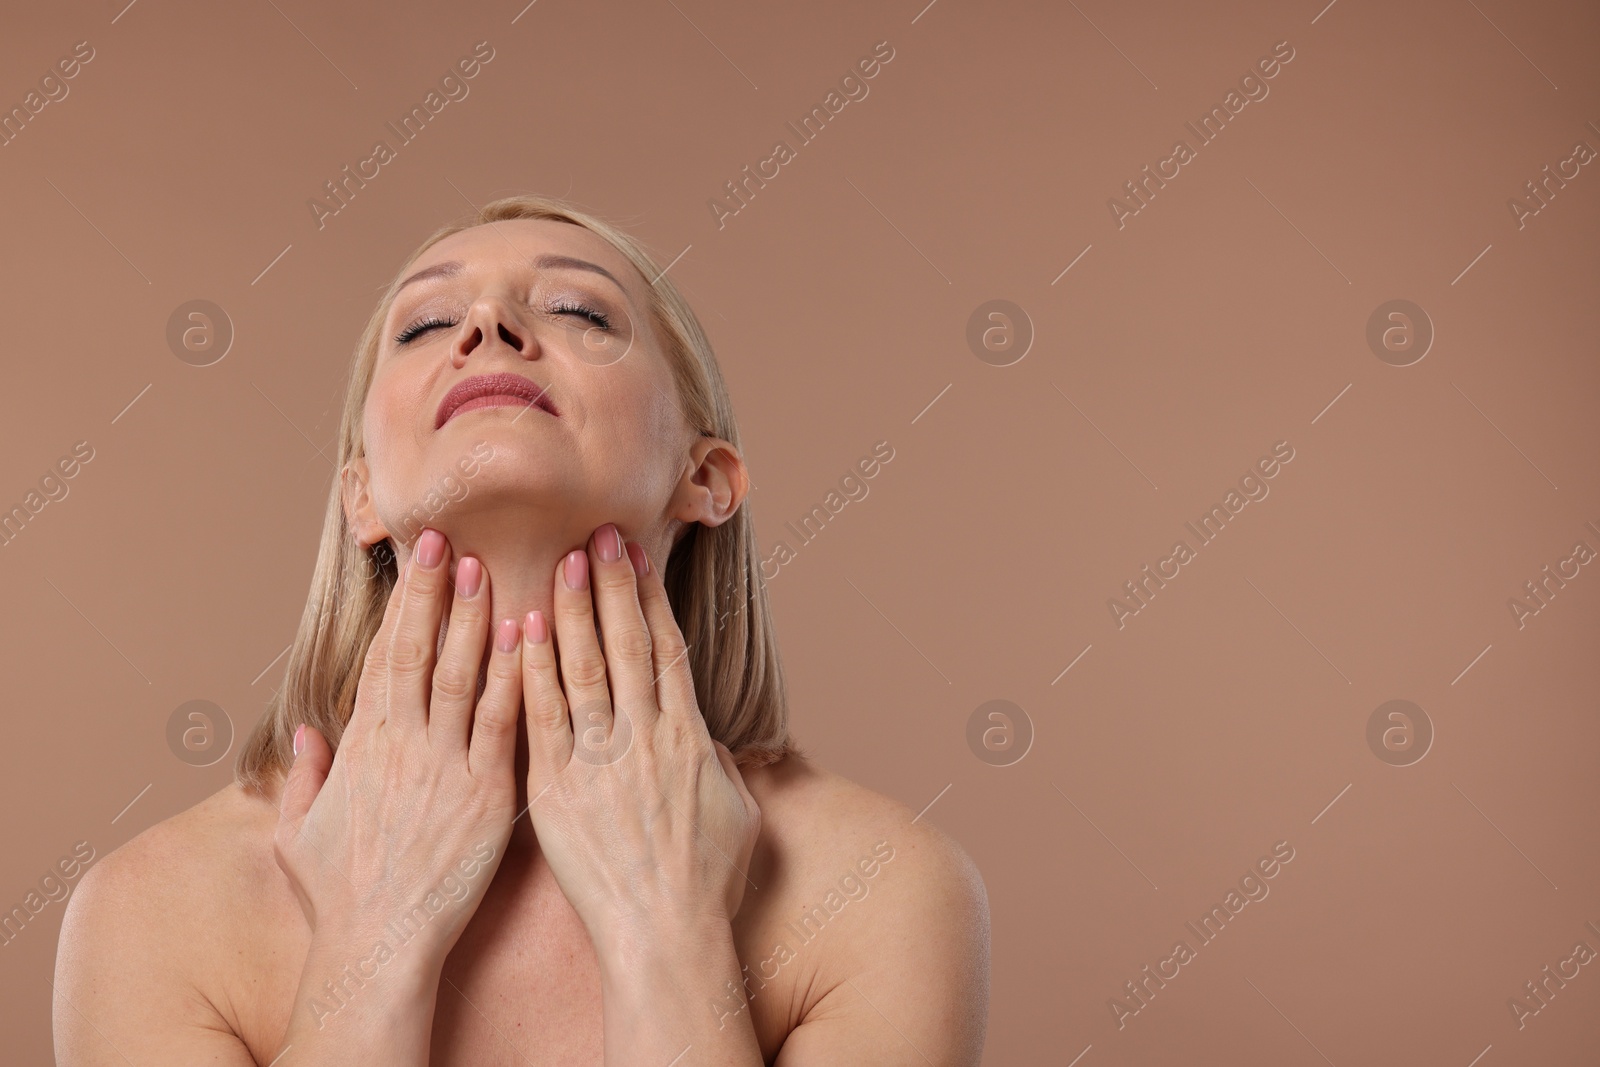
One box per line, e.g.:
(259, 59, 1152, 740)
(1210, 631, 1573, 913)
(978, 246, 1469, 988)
(236, 194, 796, 793)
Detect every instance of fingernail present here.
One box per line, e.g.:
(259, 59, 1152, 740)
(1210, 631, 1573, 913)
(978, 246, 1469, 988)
(596, 523, 622, 564)
(456, 556, 482, 598)
(564, 549, 589, 590)
(293, 723, 305, 758)
(496, 618, 521, 653)
(525, 610, 549, 644)
(416, 528, 445, 569)
(627, 542, 648, 577)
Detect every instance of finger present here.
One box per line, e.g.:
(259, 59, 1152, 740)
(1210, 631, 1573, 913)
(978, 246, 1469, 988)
(384, 527, 452, 730)
(520, 609, 574, 788)
(345, 544, 412, 736)
(630, 540, 700, 723)
(468, 615, 526, 780)
(429, 554, 492, 750)
(550, 544, 614, 735)
(585, 524, 659, 724)
(277, 724, 331, 829)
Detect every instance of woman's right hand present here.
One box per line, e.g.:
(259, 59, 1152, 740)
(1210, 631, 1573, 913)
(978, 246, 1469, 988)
(275, 527, 523, 994)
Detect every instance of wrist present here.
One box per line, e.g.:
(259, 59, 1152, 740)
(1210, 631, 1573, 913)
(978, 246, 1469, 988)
(594, 907, 737, 990)
(301, 916, 446, 999)
(594, 913, 762, 1056)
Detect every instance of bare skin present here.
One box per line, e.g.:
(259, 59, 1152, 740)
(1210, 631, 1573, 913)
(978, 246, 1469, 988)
(52, 219, 990, 1065)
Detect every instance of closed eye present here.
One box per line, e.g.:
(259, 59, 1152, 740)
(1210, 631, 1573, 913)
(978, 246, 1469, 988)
(551, 301, 613, 330)
(393, 301, 615, 345)
(394, 315, 456, 345)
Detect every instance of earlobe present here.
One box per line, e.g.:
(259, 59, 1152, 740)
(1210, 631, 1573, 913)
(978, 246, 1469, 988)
(340, 456, 391, 549)
(672, 436, 748, 529)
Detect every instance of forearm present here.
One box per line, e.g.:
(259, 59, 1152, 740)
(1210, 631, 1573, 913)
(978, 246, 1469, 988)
(597, 915, 765, 1067)
(273, 924, 443, 1065)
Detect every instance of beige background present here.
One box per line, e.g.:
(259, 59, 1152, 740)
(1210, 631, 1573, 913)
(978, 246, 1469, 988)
(2, 0, 1598, 1063)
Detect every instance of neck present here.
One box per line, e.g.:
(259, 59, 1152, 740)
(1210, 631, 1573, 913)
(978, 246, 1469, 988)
(387, 501, 677, 856)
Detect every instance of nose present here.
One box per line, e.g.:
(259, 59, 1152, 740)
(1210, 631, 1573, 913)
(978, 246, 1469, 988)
(450, 294, 536, 368)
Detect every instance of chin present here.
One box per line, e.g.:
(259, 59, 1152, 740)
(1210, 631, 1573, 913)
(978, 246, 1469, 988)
(375, 441, 557, 540)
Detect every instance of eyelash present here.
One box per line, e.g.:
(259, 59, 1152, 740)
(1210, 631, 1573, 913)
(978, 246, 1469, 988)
(393, 302, 614, 345)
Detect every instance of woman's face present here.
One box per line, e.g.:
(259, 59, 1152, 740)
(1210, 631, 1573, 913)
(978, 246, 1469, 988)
(350, 218, 695, 551)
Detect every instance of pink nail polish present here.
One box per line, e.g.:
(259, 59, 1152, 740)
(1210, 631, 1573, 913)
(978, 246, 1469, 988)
(496, 618, 521, 653)
(564, 549, 589, 590)
(627, 542, 648, 577)
(415, 528, 445, 569)
(456, 556, 482, 598)
(525, 610, 549, 644)
(596, 523, 622, 564)
(293, 723, 305, 757)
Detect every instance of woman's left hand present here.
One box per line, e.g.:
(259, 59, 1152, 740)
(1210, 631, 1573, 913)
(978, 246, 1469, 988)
(518, 522, 761, 951)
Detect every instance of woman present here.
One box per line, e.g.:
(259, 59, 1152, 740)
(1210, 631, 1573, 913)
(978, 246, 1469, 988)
(54, 195, 990, 1065)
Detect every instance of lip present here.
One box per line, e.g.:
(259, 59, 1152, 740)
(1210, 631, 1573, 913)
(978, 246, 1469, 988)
(435, 373, 559, 429)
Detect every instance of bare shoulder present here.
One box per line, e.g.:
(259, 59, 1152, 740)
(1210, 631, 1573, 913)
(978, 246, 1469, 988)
(55, 782, 286, 1063)
(739, 755, 990, 1065)
(743, 754, 987, 908)
(64, 780, 281, 942)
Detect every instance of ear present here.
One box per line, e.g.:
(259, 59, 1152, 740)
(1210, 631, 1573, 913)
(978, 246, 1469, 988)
(340, 455, 391, 549)
(669, 435, 749, 529)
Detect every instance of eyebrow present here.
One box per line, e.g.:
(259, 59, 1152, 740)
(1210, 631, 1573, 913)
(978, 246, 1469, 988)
(395, 254, 627, 296)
